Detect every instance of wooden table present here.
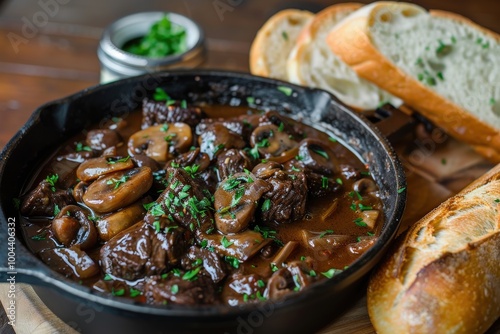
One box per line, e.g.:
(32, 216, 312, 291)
(0, 0, 499, 333)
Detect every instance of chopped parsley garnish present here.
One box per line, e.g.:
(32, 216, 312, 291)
(45, 174, 59, 192)
(336, 178, 343, 185)
(309, 270, 317, 277)
(319, 230, 334, 238)
(182, 267, 201, 281)
(256, 291, 267, 301)
(277, 86, 293, 96)
(130, 288, 141, 298)
(164, 133, 177, 142)
(494, 199, 500, 203)
(225, 256, 240, 269)
(312, 147, 329, 159)
(321, 268, 341, 279)
(270, 263, 279, 272)
(490, 98, 496, 106)
(161, 123, 169, 132)
(321, 176, 329, 189)
(282, 31, 289, 41)
(111, 288, 125, 296)
(165, 225, 178, 233)
(278, 122, 284, 132)
(153, 88, 172, 102)
(300, 256, 306, 261)
(183, 164, 200, 177)
(354, 217, 368, 227)
(349, 191, 363, 201)
(328, 137, 337, 143)
(249, 138, 270, 160)
(257, 280, 265, 288)
(261, 198, 271, 212)
(181, 100, 187, 109)
(437, 72, 444, 81)
(441, 158, 447, 165)
(254, 225, 283, 246)
(295, 155, 304, 161)
(106, 175, 130, 189)
(171, 284, 179, 294)
(103, 274, 113, 281)
(153, 221, 161, 233)
(221, 236, 234, 248)
(293, 274, 301, 291)
(53, 204, 60, 216)
(367, 231, 375, 236)
(149, 203, 165, 217)
(75, 142, 92, 152)
(107, 156, 130, 164)
(223, 178, 242, 191)
(436, 40, 452, 56)
(397, 187, 406, 194)
(246, 96, 255, 105)
(31, 232, 47, 241)
(291, 166, 301, 172)
(214, 143, 225, 154)
(358, 204, 373, 211)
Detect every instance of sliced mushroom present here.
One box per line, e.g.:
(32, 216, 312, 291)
(96, 201, 147, 241)
(353, 178, 378, 195)
(86, 129, 122, 151)
(83, 167, 153, 213)
(51, 205, 98, 250)
(39, 246, 99, 279)
(250, 124, 298, 162)
(214, 173, 271, 234)
(128, 123, 192, 163)
(198, 123, 246, 160)
(222, 273, 266, 306)
(297, 138, 339, 176)
(72, 181, 88, 203)
(76, 156, 134, 182)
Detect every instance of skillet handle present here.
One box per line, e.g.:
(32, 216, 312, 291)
(362, 104, 416, 143)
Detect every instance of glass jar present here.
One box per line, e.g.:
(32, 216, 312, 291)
(97, 11, 205, 83)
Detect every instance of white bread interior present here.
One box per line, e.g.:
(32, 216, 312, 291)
(287, 3, 402, 110)
(249, 9, 313, 80)
(327, 2, 500, 161)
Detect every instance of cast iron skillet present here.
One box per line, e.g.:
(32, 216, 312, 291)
(0, 70, 406, 334)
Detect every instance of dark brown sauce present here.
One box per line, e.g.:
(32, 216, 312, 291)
(20, 103, 382, 305)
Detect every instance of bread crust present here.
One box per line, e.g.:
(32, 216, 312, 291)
(367, 163, 500, 333)
(327, 3, 500, 162)
(249, 9, 313, 79)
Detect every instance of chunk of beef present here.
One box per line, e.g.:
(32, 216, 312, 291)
(100, 221, 189, 280)
(142, 98, 205, 129)
(258, 111, 304, 140)
(222, 273, 266, 306)
(197, 124, 246, 160)
(144, 167, 214, 232)
(196, 118, 253, 142)
(304, 171, 342, 198)
(39, 246, 99, 279)
(86, 129, 122, 151)
(216, 149, 254, 180)
(181, 246, 227, 283)
(21, 180, 74, 217)
(252, 162, 307, 224)
(143, 273, 218, 305)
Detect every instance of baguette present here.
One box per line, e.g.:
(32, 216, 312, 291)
(250, 9, 313, 80)
(287, 3, 402, 110)
(327, 2, 500, 162)
(367, 163, 500, 333)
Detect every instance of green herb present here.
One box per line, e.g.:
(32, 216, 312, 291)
(112, 117, 122, 123)
(256, 291, 267, 301)
(295, 155, 304, 161)
(75, 142, 92, 152)
(261, 198, 271, 211)
(254, 225, 283, 246)
(149, 203, 165, 217)
(415, 57, 424, 67)
(300, 256, 306, 261)
(441, 158, 447, 165)
(257, 280, 265, 288)
(181, 100, 187, 109)
(31, 232, 46, 241)
(130, 288, 141, 298)
(335, 178, 343, 185)
(214, 143, 225, 155)
(494, 198, 500, 203)
(153, 88, 172, 102)
(321, 268, 340, 279)
(426, 76, 437, 86)
(103, 273, 113, 281)
(45, 174, 59, 192)
(349, 191, 363, 201)
(328, 137, 337, 143)
(350, 203, 357, 211)
(282, 31, 289, 41)
(243, 293, 249, 302)
(171, 284, 179, 294)
(358, 204, 372, 211)
(249, 138, 270, 159)
(171, 268, 181, 277)
(270, 263, 279, 272)
(225, 256, 240, 268)
(12, 198, 20, 210)
(482, 41, 490, 49)
(437, 72, 444, 81)
(417, 73, 424, 81)
(293, 274, 301, 291)
(312, 147, 329, 159)
(221, 236, 234, 248)
(153, 221, 161, 233)
(106, 175, 129, 189)
(436, 40, 452, 56)
(161, 123, 169, 132)
(53, 204, 60, 216)
(230, 187, 245, 208)
(164, 133, 177, 142)
(361, 171, 371, 176)
(319, 230, 334, 238)
(277, 86, 293, 96)
(367, 231, 375, 236)
(309, 270, 317, 277)
(246, 96, 255, 105)
(321, 176, 329, 189)
(107, 156, 130, 164)
(183, 164, 200, 177)
(111, 288, 125, 296)
(451, 36, 457, 44)
(490, 98, 496, 106)
(123, 15, 186, 58)
(476, 37, 483, 44)
(397, 187, 406, 194)
(354, 217, 368, 227)
(182, 267, 201, 281)
(278, 122, 284, 132)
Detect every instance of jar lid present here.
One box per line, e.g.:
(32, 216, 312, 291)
(98, 12, 206, 78)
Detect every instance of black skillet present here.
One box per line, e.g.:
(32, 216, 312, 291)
(0, 70, 406, 334)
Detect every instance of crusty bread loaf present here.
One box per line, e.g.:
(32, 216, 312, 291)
(250, 9, 313, 80)
(287, 3, 402, 110)
(367, 163, 500, 333)
(327, 2, 500, 162)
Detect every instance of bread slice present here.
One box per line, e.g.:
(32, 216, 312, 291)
(250, 9, 314, 80)
(327, 2, 500, 161)
(287, 3, 402, 110)
(368, 163, 500, 333)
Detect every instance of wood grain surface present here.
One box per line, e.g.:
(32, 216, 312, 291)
(0, 0, 499, 333)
